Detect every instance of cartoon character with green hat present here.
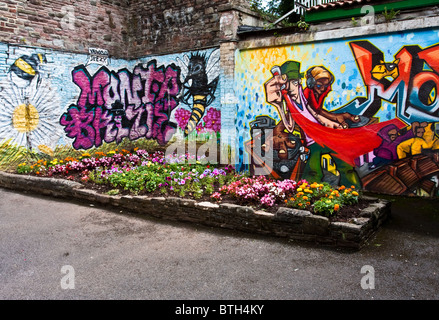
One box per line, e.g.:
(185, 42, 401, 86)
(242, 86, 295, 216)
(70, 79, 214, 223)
(264, 60, 362, 187)
(265, 60, 353, 134)
(265, 60, 321, 136)
(280, 60, 304, 81)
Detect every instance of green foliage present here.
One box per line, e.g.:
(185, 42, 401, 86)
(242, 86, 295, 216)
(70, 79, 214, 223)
(285, 182, 360, 217)
(16, 162, 32, 174)
(267, 0, 301, 24)
(351, 17, 358, 27)
(313, 198, 342, 217)
(339, 186, 360, 205)
(249, 0, 279, 22)
(296, 17, 309, 30)
(107, 189, 120, 196)
(382, 7, 400, 22)
(88, 170, 105, 185)
(250, 0, 306, 27)
(0, 139, 39, 172)
(13, 143, 363, 218)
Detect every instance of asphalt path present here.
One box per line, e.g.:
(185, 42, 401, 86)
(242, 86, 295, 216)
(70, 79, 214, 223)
(1, 187, 438, 302)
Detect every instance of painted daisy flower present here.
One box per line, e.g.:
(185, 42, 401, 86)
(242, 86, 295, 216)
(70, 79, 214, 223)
(0, 56, 63, 155)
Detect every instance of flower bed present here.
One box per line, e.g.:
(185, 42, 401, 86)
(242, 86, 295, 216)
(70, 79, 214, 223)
(14, 148, 367, 221)
(3, 147, 392, 249)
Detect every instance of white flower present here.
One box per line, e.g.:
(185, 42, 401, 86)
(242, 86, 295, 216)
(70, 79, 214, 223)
(0, 72, 63, 153)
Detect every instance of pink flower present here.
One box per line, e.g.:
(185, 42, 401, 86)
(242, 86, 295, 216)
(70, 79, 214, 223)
(196, 123, 206, 134)
(260, 194, 275, 207)
(174, 108, 192, 130)
(203, 108, 221, 132)
(211, 192, 222, 202)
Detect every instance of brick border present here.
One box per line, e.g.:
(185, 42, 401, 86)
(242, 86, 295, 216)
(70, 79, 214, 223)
(0, 171, 391, 250)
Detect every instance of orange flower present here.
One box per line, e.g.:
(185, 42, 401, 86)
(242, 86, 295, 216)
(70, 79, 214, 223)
(334, 204, 340, 211)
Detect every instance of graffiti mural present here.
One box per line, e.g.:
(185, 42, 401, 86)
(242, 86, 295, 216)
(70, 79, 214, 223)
(59, 49, 221, 150)
(176, 50, 220, 136)
(0, 45, 221, 157)
(0, 52, 63, 155)
(60, 61, 181, 149)
(236, 30, 439, 197)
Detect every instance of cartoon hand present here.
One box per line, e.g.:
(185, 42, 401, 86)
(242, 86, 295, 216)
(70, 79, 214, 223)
(264, 72, 288, 108)
(339, 113, 360, 129)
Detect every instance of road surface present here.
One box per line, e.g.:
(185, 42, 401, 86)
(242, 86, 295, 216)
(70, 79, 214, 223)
(1, 187, 438, 301)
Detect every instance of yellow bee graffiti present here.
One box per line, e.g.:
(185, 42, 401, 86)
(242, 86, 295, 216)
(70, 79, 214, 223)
(176, 49, 220, 136)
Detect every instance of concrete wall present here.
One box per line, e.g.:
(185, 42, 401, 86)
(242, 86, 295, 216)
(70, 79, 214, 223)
(234, 11, 439, 197)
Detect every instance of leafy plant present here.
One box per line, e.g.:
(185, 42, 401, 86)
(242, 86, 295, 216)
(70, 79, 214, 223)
(107, 189, 120, 196)
(339, 186, 360, 205)
(313, 198, 342, 217)
(351, 17, 358, 27)
(382, 7, 400, 22)
(296, 18, 309, 31)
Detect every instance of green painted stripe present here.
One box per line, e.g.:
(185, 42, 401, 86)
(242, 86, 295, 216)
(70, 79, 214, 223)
(305, 0, 439, 23)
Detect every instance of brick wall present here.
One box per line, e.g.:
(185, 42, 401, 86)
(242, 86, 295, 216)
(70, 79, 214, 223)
(0, 0, 255, 59)
(0, 0, 130, 58)
(126, 0, 231, 58)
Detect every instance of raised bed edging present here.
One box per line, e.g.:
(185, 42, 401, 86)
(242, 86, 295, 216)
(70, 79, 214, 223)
(0, 171, 391, 250)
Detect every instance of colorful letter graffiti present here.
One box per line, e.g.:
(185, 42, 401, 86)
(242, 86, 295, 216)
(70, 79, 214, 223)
(60, 49, 221, 150)
(240, 35, 439, 197)
(60, 60, 181, 149)
(338, 40, 439, 124)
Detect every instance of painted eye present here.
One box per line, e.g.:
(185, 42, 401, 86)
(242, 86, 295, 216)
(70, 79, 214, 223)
(386, 64, 396, 71)
(191, 64, 202, 74)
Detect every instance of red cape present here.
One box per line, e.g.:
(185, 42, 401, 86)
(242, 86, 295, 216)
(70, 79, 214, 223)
(283, 90, 406, 166)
